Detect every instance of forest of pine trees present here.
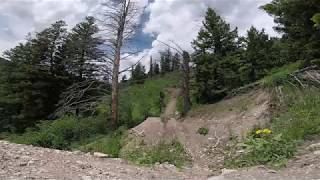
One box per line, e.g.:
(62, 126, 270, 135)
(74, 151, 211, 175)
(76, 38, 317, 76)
(0, 0, 319, 133)
(0, 17, 106, 132)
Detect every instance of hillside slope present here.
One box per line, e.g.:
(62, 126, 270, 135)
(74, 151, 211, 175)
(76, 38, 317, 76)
(127, 88, 270, 172)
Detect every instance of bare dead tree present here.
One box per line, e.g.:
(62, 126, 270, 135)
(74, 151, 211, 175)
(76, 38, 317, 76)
(55, 80, 111, 117)
(99, 0, 141, 127)
(157, 40, 192, 116)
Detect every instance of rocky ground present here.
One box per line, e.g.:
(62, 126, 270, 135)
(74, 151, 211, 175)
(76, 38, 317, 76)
(0, 140, 208, 180)
(1, 140, 320, 180)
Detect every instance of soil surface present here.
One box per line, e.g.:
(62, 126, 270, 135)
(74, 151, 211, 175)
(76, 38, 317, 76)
(131, 88, 271, 172)
(0, 140, 206, 180)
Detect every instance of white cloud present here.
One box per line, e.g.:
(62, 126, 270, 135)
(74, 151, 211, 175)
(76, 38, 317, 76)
(141, 0, 277, 65)
(0, 0, 99, 55)
(0, 0, 277, 76)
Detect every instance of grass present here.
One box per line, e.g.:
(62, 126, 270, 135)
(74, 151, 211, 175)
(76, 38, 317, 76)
(8, 115, 107, 149)
(261, 61, 302, 88)
(76, 127, 127, 157)
(5, 72, 181, 160)
(226, 70, 320, 168)
(197, 127, 209, 136)
(120, 140, 191, 168)
(97, 72, 181, 128)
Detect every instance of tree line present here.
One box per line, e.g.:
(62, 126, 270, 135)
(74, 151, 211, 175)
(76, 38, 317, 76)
(0, 17, 106, 132)
(192, 0, 320, 103)
(0, 0, 319, 133)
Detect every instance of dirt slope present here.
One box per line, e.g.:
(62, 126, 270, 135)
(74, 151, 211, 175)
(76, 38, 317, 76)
(209, 140, 320, 180)
(131, 88, 271, 172)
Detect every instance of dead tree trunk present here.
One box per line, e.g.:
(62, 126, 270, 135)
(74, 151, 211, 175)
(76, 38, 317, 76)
(100, 0, 139, 128)
(182, 51, 191, 115)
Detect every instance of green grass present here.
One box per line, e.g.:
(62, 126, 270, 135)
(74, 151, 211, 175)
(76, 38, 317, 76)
(120, 140, 191, 168)
(197, 127, 209, 136)
(8, 115, 107, 150)
(226, 84, 320, 168)
(76, 127, 127, 157)
(97, 72, 181, 128)
(261, 61, 302, 88)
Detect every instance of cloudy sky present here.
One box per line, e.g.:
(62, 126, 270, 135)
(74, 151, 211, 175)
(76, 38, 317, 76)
(0, 0, 277, 71)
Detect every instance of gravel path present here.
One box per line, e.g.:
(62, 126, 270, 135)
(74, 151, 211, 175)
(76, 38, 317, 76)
(0, 141, 207, 180)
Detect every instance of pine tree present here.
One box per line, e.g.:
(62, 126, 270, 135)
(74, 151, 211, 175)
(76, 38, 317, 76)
(153, 63, 160, 75)
(160, 49, 172, 74)
(172, 53, 180, 71)
(262, 0, 320, 64)
(148, 56, 153, 77)
(241, 27, 274, 82)
(192, 8, 238, 56)
(65, 16, 104, 80)
(131, 62, 146, 83)
(192, 8, 239, 103)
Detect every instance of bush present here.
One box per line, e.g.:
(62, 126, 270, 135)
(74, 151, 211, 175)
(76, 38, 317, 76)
(226, 130, 295, 168)
(97, 72, 180, 128)
(121, 140, 191, 168)
(9, 115, 106, 150)
(261, 61, 302, 87)
(197, 127, 209, 136)
(78, 127, 127, 157)
(226, 87, 320, 168)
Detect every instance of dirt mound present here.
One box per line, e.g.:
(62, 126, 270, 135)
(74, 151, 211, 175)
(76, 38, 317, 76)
(129, 88, 271, 173)
(130, 117, 178, 146)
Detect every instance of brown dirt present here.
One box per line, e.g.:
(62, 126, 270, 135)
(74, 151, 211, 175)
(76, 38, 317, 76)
(0, 140, 207, 180)
(130, 88, 271, 173)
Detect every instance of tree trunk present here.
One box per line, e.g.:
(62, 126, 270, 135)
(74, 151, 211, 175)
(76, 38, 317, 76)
(111, 43, 122, 128)
(182, 51, 191, 115)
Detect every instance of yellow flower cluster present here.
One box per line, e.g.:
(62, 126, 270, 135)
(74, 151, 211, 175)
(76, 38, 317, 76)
(256, 128, 272, 135)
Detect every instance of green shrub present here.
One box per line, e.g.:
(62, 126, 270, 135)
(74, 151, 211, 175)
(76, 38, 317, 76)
(121, 140, 191, 168)
(226, 87, 320, 168)
(261, 61, 302, 87)
(78, 129, 127, 157)
(118, 72, 180, 128)
(197, 127, 209, 136)
(9, 115, 106, 150)
(226, 131, 295, 168)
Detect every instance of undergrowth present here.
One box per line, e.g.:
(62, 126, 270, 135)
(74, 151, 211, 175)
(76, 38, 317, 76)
(96, 72, 180, 128)
(226, 62, 320, 168)
(120, 140, 191, 168)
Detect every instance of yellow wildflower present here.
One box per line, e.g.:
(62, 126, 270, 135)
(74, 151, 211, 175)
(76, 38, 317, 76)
(255, 129, 263, 134)
(263, 129, 272, 134)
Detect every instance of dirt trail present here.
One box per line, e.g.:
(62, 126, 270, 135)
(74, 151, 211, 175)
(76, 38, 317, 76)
(0, 140, 205, 180)
(132, 88, 271, 172)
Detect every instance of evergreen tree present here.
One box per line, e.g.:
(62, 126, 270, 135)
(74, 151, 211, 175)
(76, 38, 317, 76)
(131, 62, 146, 83)
(148, 56, 153, 77)
(172, 53, 180, 71)
(160, 49, 172, 74)
(65, 16, 104, 80)
(192, 8, 238, 55)
(262, 0, 320, 64)
(192, 8, 239, 103)
(241, 27, 275, 82)
(153, 63, 160, 75)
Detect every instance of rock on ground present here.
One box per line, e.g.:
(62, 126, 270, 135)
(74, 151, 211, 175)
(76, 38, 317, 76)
(0, 141, 208, 180)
